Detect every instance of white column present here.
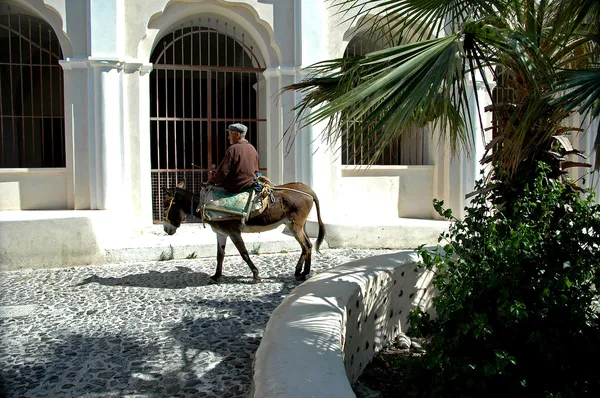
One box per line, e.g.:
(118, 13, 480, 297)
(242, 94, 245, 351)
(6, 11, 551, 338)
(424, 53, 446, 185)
(264, 69, 284, 185)
(123, 61, 154, 225)
(447, 148, 466, 219)
(62, 64, 75, 210)
(89, 59, 125, 210)
(255, 76, 268, 172)
(294, 90, 312, 187)
(574, 114, 600, 203)
(308, 117, 341, 222)
(59, 57, 127, 211)
(59, 58, 92, 210)
(432, 128, 452, 219)
(293, 0, 339, 218)
(85, 0, 124, 210)
(442, 77, 494, 219)
(280, 67, 299, 183)
(464, 78, 494, 205)
(89, 0, 121, 58)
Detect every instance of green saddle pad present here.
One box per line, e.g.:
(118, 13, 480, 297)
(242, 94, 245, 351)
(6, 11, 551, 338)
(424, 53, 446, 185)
(198, 187, 263, 221)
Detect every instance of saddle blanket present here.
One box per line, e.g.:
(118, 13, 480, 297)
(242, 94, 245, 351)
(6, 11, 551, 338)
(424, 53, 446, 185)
(197, 187, 267, 222)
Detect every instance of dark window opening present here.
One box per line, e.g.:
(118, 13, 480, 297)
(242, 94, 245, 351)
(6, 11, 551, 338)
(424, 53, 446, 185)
(341, 32, 427, 166)
(0, 6, 65, 168)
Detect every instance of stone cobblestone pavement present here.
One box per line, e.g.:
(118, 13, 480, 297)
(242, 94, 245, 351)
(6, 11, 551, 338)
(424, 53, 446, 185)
(0, 248, 393, 398)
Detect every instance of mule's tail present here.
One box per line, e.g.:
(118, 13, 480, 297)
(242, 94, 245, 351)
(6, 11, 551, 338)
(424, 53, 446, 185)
(313, 195, 326, 254)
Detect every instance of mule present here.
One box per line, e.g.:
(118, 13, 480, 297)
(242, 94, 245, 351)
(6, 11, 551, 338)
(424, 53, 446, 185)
(162, 180, 326, 283)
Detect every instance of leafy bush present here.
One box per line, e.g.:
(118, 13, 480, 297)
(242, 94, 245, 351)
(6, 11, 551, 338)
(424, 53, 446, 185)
(409, 164, 600, 397)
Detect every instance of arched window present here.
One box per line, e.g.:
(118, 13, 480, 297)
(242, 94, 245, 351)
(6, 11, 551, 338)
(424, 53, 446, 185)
(0, 5, 65, 168)
(341, 32, 428, 166)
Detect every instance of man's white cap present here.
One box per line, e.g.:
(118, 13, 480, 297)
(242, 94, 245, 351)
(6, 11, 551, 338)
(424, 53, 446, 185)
(226, 123, 248, 133)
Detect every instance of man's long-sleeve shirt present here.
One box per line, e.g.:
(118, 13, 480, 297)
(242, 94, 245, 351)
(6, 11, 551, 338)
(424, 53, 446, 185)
(208, 139, 259, 193)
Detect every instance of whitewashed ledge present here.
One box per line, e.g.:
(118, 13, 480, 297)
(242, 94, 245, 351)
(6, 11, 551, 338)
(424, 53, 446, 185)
(251, 249, 437, 398)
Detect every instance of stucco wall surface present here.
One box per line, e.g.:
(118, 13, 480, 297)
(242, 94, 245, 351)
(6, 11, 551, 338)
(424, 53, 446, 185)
(340, 166, 435, 219)
(0, 210, 134, 271)
(251, 249, 436, 398)
(0, 169, 67, 210)
(315, 218, 450, 250)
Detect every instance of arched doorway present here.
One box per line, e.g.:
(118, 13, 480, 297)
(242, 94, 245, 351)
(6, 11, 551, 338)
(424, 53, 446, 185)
(149, 18, 266, 222)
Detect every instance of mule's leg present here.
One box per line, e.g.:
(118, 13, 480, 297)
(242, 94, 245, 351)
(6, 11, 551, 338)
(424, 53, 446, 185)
(229, 232, 261, 283)
(209, 233, 228, 284)
(301, 225, 313, 279)
(287, 221, 312, 281)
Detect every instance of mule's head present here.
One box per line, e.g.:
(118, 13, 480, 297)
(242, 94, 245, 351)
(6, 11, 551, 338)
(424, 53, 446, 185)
(162, 180, 187, 235)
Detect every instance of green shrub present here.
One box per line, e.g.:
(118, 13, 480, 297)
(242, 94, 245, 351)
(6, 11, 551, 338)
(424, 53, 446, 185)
(409, 164, 600, 397)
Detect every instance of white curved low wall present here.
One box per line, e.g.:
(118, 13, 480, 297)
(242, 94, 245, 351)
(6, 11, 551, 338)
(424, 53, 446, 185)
(251, 250, 436, 398)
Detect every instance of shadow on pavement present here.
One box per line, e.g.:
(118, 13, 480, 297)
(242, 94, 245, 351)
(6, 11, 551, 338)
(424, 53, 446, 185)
(168, 283, 300, 397)
(0, 333, 163, 397)
(1, 270, 303, 397)
(75, 266, 306, 289)
(75, 266, 212, 289)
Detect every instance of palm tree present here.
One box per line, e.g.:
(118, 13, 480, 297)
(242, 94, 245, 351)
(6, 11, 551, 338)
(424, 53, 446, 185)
(285, 0, 600, 206)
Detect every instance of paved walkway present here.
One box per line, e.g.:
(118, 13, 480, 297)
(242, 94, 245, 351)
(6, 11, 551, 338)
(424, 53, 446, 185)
(0, 248, 392, 398)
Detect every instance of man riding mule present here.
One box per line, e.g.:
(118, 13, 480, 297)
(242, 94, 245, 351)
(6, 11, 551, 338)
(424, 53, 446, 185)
(161, 124, 326, 284)
(198, 123, 271, 225)
(207, 123, 259, 194)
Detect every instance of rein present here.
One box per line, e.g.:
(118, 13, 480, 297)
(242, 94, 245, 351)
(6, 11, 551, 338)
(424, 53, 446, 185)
(164, 196, 176, 224)
(272, 187, 314, 198)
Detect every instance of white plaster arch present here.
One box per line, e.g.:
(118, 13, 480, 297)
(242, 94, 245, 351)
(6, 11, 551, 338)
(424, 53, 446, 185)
(338, 14, 423, 59)
(138, 0, 281, 68)
(5, 0, 74, 58)
(331, 14, 380, 59)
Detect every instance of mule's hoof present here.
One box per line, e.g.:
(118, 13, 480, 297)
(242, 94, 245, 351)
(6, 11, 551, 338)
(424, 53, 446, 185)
(208, 277, 220, 285)
(252, 278, 262, 284)
(297, 274, 311, 282)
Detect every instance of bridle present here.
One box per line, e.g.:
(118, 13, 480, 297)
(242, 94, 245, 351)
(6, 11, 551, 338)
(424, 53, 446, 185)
(163, 188, 200, 225)
(163, 195, 177, 225)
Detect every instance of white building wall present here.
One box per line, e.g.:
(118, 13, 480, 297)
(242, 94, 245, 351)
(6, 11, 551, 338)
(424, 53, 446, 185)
(0, 169, 67, 210)
(1, 0, 487, 226)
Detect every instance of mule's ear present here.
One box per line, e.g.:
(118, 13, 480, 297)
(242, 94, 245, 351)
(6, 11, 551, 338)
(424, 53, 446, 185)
(176, 179, 186, 189)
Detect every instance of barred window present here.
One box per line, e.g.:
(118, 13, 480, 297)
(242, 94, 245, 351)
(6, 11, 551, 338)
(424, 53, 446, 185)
(149, 20, 266, 222)
(341, 32, 427, 166)
(0, 6, 65, 168)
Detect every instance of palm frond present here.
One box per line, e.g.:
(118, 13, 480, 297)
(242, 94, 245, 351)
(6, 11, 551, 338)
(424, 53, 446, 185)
(328, 0, 506, 41)
(285, 0, 600, 189)
(285, 34, 474, 161)
(550, 66, 600, 168)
